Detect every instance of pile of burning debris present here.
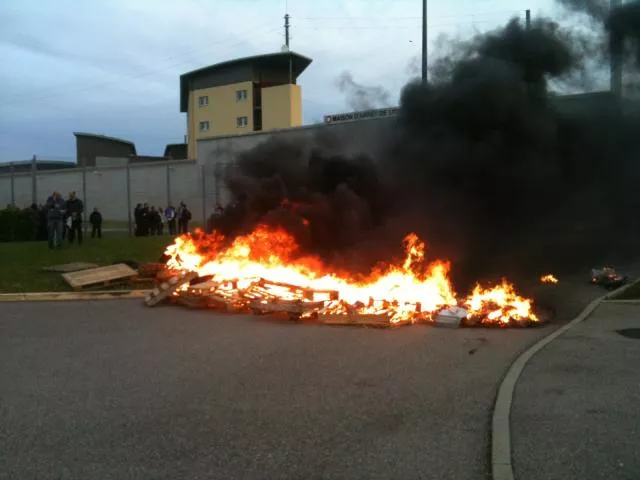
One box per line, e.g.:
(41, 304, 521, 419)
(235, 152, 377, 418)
(591, 266, 628, 289)
(144, 226, 550, 329)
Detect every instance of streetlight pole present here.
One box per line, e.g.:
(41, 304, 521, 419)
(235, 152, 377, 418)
(422, 0, 428, 83)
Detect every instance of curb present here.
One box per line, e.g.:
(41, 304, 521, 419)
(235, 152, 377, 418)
(0, 290, 151, 302)
(491, 277, 640, 480)
(603, 299, 640, 305)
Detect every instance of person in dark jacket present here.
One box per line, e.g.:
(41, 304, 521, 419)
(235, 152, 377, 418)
(134, 203, 142, 236)
(45, 191, 66, 249)
(89, 207, 103, 239)
(177, 201, 191, 234)
(142, 202, 150, 236)
(157, 206, 165, 235)
(66, 191, 84, 245)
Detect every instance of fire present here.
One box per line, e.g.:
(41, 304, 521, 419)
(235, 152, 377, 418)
(465, 280, 538, 325)
(540, 274, 559, 284)
(163, 225, 540, 326)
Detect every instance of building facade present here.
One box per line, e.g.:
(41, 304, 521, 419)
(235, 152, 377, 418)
(180, 51, 312, 159)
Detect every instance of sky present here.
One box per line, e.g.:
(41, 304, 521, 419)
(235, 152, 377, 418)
(0, 0, 567, 162)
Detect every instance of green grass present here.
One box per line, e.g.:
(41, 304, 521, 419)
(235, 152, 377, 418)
(610, 280, 640, 300)
(0, 235, 173, 293)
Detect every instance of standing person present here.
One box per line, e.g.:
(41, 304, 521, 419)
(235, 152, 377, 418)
(134, 203, 142, 236)
(142, 202, 150, 236)
(62, 209, 69, 241)
(178, 201, 191, 234)
(89, 207, 103, 239)
(156, 206, 165, 235)
(165, 204, 176, 235)
(66, 191, 84, 245)
(45, 191, 65, 249)
(149, 206, 160, 235)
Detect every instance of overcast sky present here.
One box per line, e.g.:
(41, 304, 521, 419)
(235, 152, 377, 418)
(0, 0, 567, 162)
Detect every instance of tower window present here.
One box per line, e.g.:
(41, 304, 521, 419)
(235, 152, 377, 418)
(236, 116, 248, 128)
(198, 95, 208, 107)
(199, 121, 210, 132)
(236, 89, 248, 101)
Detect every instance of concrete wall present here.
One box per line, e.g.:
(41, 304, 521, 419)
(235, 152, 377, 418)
(0, 160, 214, 225)
(0, 175, 12, 207)
(197, 116, 394, 167)
(37, 170, 84, 203)
(1, 117, 394, 227)
(96, 157, 128, 167)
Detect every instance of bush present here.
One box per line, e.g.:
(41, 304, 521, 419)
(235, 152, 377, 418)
(0, 207, 39, 242)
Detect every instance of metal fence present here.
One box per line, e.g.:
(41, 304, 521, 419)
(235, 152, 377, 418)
(0, 159, 232, 235)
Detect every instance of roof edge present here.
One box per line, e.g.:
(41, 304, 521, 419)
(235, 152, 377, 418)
(73, 131, 136, 148)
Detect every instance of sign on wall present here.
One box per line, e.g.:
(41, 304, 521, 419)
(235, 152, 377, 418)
(323, 107, 399, 124)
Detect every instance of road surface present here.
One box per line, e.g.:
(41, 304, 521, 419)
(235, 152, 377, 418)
(0, 278, 619, 480)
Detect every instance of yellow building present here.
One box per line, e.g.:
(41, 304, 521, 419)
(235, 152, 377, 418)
(180, 51, 312, 159)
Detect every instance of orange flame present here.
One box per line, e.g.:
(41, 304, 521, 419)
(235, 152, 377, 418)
(164, 226, 539, 325)
(465, 280, 538, 325)
(540, 274, 559, 284)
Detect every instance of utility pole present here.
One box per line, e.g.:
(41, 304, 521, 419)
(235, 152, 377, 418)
(610, 0, 623, 98)
(422, 0, 427, 83)
(31, 154, 37, 205)
(525, 9, 531, 30)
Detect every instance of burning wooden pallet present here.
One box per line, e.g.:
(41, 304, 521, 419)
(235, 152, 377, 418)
(317, 312, 411, 328)
(242, 279, 339, 302)
(250, 299, 327, 320)
(145, 271, 199, 306)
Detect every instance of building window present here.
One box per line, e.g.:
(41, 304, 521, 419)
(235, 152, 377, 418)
(236, 89, 248, 101)
(198, 95, 208, 107)
(236, 116, 248, 128)
(199, 121, 210, 132)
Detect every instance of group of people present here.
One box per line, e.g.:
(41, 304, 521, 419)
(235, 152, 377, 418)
(44, 191, 103, 249)
(41, 193, 196, 248)
(133, 202, 191, 237)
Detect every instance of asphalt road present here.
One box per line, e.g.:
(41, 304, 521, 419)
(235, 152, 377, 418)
(0, 278, 621, 480)
(512, 302, 640, 480)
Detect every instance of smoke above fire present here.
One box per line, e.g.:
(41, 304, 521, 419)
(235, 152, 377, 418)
(335, 71, 392, 111)
(213, 6, 640, 291)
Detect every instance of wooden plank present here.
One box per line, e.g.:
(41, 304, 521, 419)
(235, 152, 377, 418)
(43, 262, 99, 273)
(137, 262, 166, 278)
(250, 299, 325, 314)
(257, 278, 339, 301)
(317, 312, 410, 328)
(62, 264, 138, 290)
(145, 271, 199, 307)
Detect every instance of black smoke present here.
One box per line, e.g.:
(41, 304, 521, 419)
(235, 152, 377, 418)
(212, 14, 640, 289)
(607, 2, 640, 64)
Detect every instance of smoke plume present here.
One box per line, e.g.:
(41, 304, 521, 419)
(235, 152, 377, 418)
(557, 0, 609, 21)
(335, 71, 391, 111)
(212, 13, 640, 289)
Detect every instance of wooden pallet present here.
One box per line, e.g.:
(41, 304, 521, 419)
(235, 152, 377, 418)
(317, 312, 411, 328)
(43, 262, 99, 273)
(250, 279, 339, 302)
(62, 264, 138, 290)
(145, 271, 199, 306)
(250, 299, 326, 315)
(138, 262, 166, 278)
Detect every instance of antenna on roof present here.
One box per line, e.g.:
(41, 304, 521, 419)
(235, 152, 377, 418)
(284, 13, 292, 83)
(284, 13, 290, 49)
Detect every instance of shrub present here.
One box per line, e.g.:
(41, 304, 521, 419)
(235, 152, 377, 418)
(0, 207, 39, 242)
